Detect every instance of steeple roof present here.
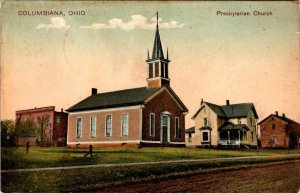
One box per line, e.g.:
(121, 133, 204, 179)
(151, 12, 164, 59)
(152, 26, 164, 59)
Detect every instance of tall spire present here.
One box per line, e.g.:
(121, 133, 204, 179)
(152, 11, 164, 59)
(156, 11, 159, 28)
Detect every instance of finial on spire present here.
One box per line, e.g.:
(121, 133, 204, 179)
(150, 11, 164, 59)
(147, 49, 150, 59)
(167, 47, 169, 60)
(156, 11, 159, 28)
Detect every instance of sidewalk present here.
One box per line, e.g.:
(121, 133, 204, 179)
(2, 154, 300, 173)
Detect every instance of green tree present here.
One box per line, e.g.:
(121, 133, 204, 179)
(15, 118, 37, 137)
(1, 120, 16, 146)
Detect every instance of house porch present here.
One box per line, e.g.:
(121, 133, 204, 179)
(218, 122, 249, 147)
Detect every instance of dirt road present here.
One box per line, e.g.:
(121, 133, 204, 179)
(100, 161, 300, 193)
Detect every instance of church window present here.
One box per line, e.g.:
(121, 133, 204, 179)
(90, 116, 96, 138)
(150, 113, 155, 136)
(105, 115, 112, 137)
(121, 114, 128, 136)
(76, 117, 82, 138)
(175, 117, 180, 138)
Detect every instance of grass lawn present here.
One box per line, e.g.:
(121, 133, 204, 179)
(2, 147, 300, 192)
(2, 147, 300, 169)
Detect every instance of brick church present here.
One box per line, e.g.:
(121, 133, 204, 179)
(66, 16, 188, 147)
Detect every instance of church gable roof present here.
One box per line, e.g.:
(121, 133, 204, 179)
(144, 85, 188, 112)
(66, 85, 188, 113)
(66, 87, 160, 112)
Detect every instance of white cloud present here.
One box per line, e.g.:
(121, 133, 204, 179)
(0, 0, 4, 9)
(80, 15, 183, 31)
(36, 17, 70, 30)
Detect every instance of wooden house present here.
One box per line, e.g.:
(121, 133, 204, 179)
(186, 100, 258, 148)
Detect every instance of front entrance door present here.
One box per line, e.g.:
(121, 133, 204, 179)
(161, 114, 169, 146)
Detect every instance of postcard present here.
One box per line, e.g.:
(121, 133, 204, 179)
(1, 1, 299, 192)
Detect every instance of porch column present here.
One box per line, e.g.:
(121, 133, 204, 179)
(228, 131, 230, 144)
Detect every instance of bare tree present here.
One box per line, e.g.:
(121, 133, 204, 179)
(37, 115, 50, 143)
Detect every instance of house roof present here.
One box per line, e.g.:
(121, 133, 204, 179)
(258, 114, 300, 125)
(205, 102, 227, 117)
(192, 101, 258, 119)
(218, 122, 250, 131)
(66, 87, 160, 112)
(16, 106, 55, 114)
(185, 126, 195, 133)
(221, 103, 258, 118)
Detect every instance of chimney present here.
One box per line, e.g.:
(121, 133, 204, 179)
(92, 88, 97, 95)
(275, 111, 278, 116)
(226, 100, 230, 106)
(61, 108, 63, 112)
(282, 113, 285, 118)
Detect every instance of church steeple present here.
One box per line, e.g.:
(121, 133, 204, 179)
(152, 12, 164, 59)
(146, 12, 170, 89)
